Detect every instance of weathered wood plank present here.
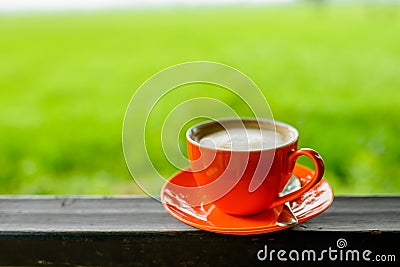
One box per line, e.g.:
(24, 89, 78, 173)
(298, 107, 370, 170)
(0, 196, 399, 266)
(0, 196, 194, 232)
(294, 196, 400, 232)
(0, 196, 399, 233)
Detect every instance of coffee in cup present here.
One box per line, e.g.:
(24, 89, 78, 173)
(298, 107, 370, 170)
(200, 126, 288, 151)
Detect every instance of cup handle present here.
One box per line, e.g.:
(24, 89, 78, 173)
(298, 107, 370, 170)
(269, 148, 325, 208)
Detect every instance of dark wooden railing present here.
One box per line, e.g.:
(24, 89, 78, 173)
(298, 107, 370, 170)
(0, 196, 399, 266)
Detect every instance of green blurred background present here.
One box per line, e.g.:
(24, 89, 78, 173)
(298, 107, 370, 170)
(0, 1, 399, 195)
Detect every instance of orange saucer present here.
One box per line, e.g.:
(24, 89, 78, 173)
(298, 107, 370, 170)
(161, 164, 334, 235)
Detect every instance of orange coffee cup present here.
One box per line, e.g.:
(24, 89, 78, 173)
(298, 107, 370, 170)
(186, 118, 324, 216)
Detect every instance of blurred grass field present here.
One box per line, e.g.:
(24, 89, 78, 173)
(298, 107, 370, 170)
(0, 3, 399, 195)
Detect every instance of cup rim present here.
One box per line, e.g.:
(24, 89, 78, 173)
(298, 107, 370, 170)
(186, 118, 299, 152)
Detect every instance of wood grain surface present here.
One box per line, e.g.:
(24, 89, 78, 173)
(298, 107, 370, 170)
(0, 196, 399, 266)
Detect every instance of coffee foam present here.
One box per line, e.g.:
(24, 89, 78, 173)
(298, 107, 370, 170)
(200, 127, 287, 151)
